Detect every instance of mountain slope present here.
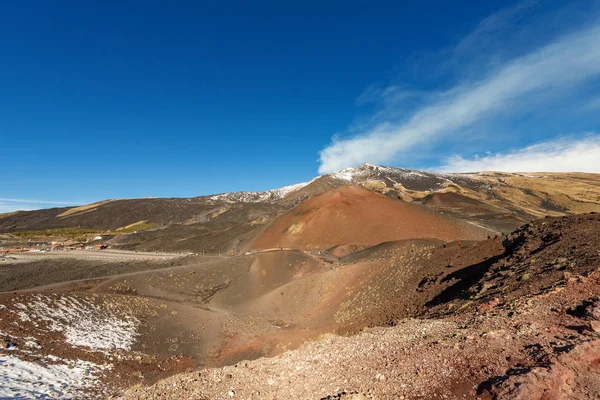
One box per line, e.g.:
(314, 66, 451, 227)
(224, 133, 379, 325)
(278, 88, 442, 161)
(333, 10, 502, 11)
(251, 185, 490, 250)
(2, 165, 600, 254)
(117, 213, 600, 400)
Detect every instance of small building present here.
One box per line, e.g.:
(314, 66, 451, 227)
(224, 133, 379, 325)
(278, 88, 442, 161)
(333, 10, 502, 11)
(66, 242, 85, 250)
(51, 238, 68, 248)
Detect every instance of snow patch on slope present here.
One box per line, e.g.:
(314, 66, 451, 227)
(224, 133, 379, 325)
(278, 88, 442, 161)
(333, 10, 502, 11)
(330, 167, 356, 182)
(209, 181, 311, 203)
(14, 295, 140, 351)
(328, 163, 453, 192)
(206, 164, 519, 203)
(330, 164, 428, 182)
(0, 354, 106, 399)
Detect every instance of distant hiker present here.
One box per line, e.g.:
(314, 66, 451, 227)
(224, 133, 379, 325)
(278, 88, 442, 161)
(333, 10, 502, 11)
(458, 240, 462, 247)
(442, 243, 446, 248)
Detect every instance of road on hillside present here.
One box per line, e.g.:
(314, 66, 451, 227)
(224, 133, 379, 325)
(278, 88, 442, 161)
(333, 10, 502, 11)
(4, 249, 187, 262)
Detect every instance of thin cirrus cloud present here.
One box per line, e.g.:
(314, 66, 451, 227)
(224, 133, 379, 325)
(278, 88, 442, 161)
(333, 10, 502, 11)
(436, 134, 600, 173)
(318, 20, 600, 174)
(0, 198, 79, 213)
(0, 198, 78, 205)
(587, 97, 600, 110)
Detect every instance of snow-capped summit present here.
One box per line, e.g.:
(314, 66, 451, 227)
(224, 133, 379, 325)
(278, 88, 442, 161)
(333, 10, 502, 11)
(207, 181, 311, 203)
(206, 164, 457, 204)
(327, 163, 452, 191)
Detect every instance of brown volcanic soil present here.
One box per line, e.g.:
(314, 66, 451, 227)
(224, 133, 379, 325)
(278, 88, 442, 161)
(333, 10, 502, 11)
(420, 192, 518, 232)
(3, 169, 600, 256)
(251, 185, 490, 250)
(329, 213, 600, 332)
(3, 213, 600, 399)
(107, 202, 286, 255)
(0, 255, 191, 292)
(0, 291, 202, 398)
(0, 198, 218, 232)
(118, 213, 600, 400)
(119, 267, 600, 400)
(0, 198, 286, 255)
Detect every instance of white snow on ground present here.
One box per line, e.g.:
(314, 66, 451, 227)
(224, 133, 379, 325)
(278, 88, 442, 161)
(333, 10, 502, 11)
(267, 181, 311, 198)
(207, 164, 478, 203)
(208, 164, 538, 204)
(330, 163, 435, 183)
(330, 167, 356, 182)
(209, 180, 311, 203)
(14, 295, 140, 351)
(0, 354, 103, 399)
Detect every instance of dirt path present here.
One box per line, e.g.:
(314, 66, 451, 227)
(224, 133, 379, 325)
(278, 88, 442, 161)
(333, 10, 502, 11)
(3, 255, 230, 294)
(8, 248, 188, 261)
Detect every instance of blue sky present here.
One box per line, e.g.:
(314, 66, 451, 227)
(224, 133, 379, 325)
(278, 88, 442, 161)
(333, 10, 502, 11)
(1, 0, 600, 212)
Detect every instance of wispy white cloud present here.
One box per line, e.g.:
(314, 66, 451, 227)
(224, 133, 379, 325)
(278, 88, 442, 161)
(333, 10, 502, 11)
(0, 198, 77, 205)
(436, 134, 600, 173)
(0, 198, 79, 213)
(586, 97, 600, 109)
(355, 85, 426, 107)
(0, 206, 33, 213)
(318, 19, 600, 174)
(452, 0, 541, 60)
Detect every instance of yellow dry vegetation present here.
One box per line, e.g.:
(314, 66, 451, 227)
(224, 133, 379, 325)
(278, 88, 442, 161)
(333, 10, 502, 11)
(380, 172, 600, 219)
(250, 216, 270, 225)
(57, 200, 116, 218)
(363, 179, 387, 191)
(286, 222, 304, 234)
(499, 173, 600, 214)
(209, 207, 229, 219)
(458, 173, 600, 218)
(115, 220, 158, 233)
